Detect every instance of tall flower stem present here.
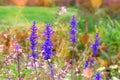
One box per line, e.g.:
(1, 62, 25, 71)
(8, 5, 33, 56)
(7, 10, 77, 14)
(17, 53, 20, 80)
(69, 15, 77, 80)
(33, 58, 37, 77)
(71, 43, 75, 80)
(47, 60, 54, 80)
(14, 42, 21, 80)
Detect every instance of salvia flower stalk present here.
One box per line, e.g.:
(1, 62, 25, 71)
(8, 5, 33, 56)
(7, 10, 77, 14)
(13, 38, 21, 80)
(91, 31, 100, 56)
(28, 21, 39, 79)
(69, 15, 77, 80)
(16, 43, 21, 80)
(41, 24, 54, 60)
(94, 72, 102, 80)
(69, 15, 77, 43)
(41, 24, 54, 79)
(28, 21, 38, 59)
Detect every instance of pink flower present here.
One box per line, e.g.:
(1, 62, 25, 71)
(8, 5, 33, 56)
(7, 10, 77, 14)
(82, 68, 93, 78)
(54, 64, 58, 68)
(60, 6, 67, 13)
(3, 33, 9, 38)
(13, 54, 17, 59)
(0, 45, 4, 53)
(58, 6, 67, 16)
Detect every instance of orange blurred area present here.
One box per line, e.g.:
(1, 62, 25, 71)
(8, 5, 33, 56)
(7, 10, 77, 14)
(12, 0, 27, 6)
(0, 0, 120, 7)
(1, 0, 54, 6)
(90, 0, 102, 8)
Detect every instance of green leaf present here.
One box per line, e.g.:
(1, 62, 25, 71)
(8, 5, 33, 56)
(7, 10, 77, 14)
(21, 69, 33, 76)
(7, 65, 18, 75)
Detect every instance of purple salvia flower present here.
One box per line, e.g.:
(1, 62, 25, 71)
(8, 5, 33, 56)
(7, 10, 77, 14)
(94, 72, 102, 80)
(28, 21, 38, 59)
(84, 60, 89, 69)
(90, 58, 94, 64)
(41, 24, 54, 79)
(69, 15, 77, 43)
(14, 43, 22, 53)
(84, 58, 94, 69)
(41, 24, 54, 60)
(91, 31, 100, 56)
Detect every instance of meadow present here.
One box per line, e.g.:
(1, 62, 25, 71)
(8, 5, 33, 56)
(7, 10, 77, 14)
(0, 6, 76, 29)
(0, 6, 119, 80)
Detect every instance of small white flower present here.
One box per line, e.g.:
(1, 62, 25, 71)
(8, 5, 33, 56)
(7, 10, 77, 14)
(109, 65, 118, 69)
(97, 67, 105, 71)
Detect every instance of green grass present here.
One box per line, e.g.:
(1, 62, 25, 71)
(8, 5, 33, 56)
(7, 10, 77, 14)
(0, 6, 77, 29)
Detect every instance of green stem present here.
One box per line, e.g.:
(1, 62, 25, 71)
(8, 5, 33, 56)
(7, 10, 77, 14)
(71, 42, 75, 80)
(17, 53, 20, 80)
(47, 60, 55, 80)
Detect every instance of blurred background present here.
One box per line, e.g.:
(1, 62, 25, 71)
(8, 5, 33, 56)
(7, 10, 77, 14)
(0, 0, 120, 15)
(0, 0, 120, 30)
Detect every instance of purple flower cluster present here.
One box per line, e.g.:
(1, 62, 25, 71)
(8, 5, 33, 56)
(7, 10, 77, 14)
(94, 72, 102, 80)
(91, 31, 100, 56)
(28, 21, 38, 59)
(14, 43, 21, 53)
(69, 15, 77, 43)
(84, 60, 89, 69)
(84, 58, 94, 69)
(41, 24, 54, 60)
